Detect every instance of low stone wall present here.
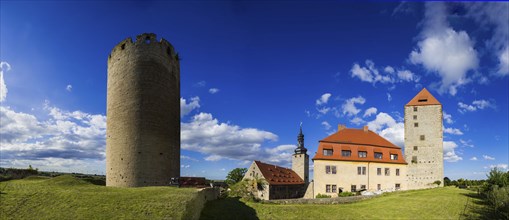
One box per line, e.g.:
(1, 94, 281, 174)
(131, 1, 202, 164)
(261, 194, 379, 205)
(182, 187, 220, 220)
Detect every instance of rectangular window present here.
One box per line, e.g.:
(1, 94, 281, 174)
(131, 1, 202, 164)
(420, 135, 425, 140)
(341, 150, 351, 157)
(377, 168, 382, 175)
(323, 149, 333, 156)
(395, 184, 401, 190)
(357, 166, 366, 175)
(361, 185, 366, 190)
(358, 151, 367, 158)
(396, 168, 400, 176)
(413, 146, 418, 151)
(374, 152, 383, 159)
(385, 168, 390, 176)
(413, 115, 417, 120)
(413, 106, 418, 112)
(412, 156, 417, 164)
(332, 185, 337, 193)
(351, 185, 357, 192)
(377, 184, 381, 190)
(414, 123, 418, 127)
(326, 165, 336, 174)
(390, 154, 398, 160)
(326, 184, 331, 193)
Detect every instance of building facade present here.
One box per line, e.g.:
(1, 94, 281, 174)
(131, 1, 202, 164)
(106, 33, 180, 187)
(404, 88, 444, 189)
(313, 125, 407, 197)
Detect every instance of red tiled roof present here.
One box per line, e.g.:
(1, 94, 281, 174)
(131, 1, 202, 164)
(405, 88, 441, 106)
(313, 128, 407, 164)
(321, 128, 400, 148)
(254, 161, 304, 185)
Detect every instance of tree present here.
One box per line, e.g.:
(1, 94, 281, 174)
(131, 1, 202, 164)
(225, 168, 247, 185)
(433, 180, 441, 187)
(444, 177, 451, 186)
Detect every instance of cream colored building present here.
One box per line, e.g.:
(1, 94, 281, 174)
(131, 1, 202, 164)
(404, 88, 444, 189)
(313, 125, 407, 197)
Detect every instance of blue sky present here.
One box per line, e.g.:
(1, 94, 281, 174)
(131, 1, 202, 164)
(1, 1, 507, 180)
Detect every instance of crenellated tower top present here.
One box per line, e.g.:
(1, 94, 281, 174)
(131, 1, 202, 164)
(108, 33, 179, 63)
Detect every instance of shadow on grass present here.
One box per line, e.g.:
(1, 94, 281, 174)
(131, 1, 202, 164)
(200, 197, 259, 220)
(460, 191, 503, 220)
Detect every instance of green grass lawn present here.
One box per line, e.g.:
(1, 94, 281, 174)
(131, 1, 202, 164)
(201, 187, 489, 220)
(0, 175, 198, 219)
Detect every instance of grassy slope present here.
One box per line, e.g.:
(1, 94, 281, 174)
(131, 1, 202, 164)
(201, 187, 486, 220)
(0, 175, 198, 219)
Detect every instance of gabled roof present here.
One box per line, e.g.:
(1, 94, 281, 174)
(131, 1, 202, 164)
(254, 161, 304, 185)
(321, 128, 400, 149)
(405, 88, 441, 106)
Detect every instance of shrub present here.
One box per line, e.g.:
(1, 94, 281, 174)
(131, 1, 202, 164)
(486, 185, 509, 219)
(338, 192, 355, 197)
(316, 193, 331, 198)
(433, 180, 441, 186)
(228, 178, 266, 202)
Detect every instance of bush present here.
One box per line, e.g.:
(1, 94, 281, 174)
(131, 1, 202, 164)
(486, 186, 509, 219)
(338, 192, 355, 197)
(316, 193, 331, 198)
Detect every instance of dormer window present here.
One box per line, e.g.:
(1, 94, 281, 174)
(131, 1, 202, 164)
(374, 152, 383, 159)
(341, 150, 351, 157)
(323, 149, 333, 156)
(358, 151, 367, 158)
(390, 154, 398, 160)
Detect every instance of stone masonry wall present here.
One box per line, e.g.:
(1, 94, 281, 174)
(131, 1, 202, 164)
(404, 104, 443, 189)
(292, 153, 309, 184)
(106, 33, 180, 187)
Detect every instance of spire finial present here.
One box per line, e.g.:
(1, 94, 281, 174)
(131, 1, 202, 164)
(295, 122, 307, 154)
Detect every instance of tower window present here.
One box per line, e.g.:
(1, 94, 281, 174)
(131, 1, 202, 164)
(414, 123, 418, 127)
(412, 156, 417, 164)
(413, 115, 417, 120)
(413, 146, 418, 151)
(413, 107, 418, 112)
(420, 135, 425, 140)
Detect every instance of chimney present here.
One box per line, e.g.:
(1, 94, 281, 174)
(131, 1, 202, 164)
(363, 125, 369, 132)
(338, 124, 346, 131)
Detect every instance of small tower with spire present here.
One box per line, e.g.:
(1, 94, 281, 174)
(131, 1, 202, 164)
(292, 123, 309, 184)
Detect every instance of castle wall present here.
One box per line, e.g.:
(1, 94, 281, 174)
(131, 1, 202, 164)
(106, 33, 180, 187)
(404, 105, 443, 189)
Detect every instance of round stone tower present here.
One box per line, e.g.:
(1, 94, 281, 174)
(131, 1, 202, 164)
(106, 33, 180, 187)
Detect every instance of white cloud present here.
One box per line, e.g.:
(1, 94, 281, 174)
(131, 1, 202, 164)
(316, 93, 332, 105)
(180, 164, 191, 169)
(459, 139, 474, 148)
(180, 155, 198, 162)
(341, 96, 366, 116)
(317, 107, 330, 115)
(0, 102, 106, 173)
(410, 2, 478, 96)
(483, 155, 495, 160)
(443, 141, 462, 162)
(458, 99, 495, 113)
(180, 96, 200, 117)
(321, 121, 331, 130)
(366, 112, 404, 147)
(181, 112, 299, 166)
(489, 164, 509, 171)
(208, 88, 220, 94)
(350, 60, 419, 86)
(387, 93, 392, 102)
(463, 3, 509, 76)
(444, 127, 463, 135)
(194, 81, 206, 87)
(363, 107, 377, 118)
(443, 111, 453, 124)
(384, 66, 395, 73)
(0, 61, 11, 102)
(66, 85, 72, 92)
(350, 117, 365, 125)
(470, 157, 478, 161)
